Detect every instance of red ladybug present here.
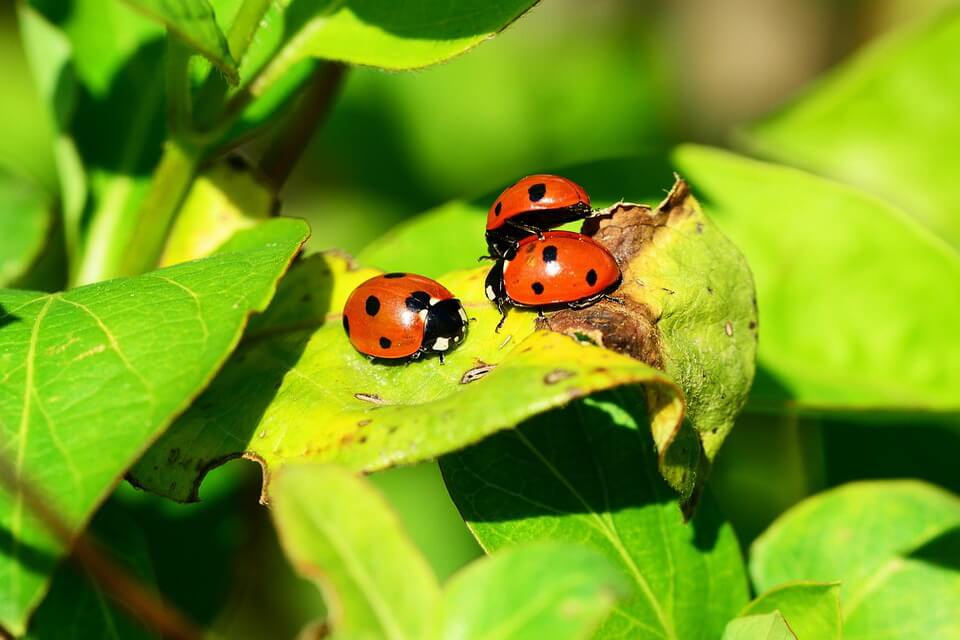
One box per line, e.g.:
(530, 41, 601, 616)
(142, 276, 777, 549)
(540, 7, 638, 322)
(485, 174, 593, 258)
(485, 230, 621, 329)
(343, 273, 468, 362)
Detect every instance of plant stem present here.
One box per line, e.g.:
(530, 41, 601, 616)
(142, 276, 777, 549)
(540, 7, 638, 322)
(259, 63, 347, 190)
(166, 39, 193, 136)
(0, 457, 204, 640)
(115, 140, 200, 278)
(226, 0, 274, 60)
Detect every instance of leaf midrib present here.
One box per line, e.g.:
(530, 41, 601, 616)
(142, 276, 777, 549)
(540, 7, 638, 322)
(513, 430, 677, 639)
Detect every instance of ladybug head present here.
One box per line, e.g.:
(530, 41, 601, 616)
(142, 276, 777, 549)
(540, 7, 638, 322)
(423, 298, 468, 354)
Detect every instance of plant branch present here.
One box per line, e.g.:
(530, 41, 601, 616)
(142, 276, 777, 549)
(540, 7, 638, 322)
(116, 140, 199, 277)
(166, 39, 193, 135)
(0, 458, 204, 640)
(259, 62, 348, 190)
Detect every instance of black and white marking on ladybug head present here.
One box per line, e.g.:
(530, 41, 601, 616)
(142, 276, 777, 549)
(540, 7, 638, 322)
(422, 298, 467, 355)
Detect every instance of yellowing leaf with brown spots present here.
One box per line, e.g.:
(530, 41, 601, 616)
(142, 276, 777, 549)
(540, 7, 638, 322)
(129, 253, 685, 503)
(544, 180, 757, 499)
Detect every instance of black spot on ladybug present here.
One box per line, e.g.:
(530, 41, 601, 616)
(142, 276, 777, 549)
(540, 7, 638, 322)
(379, 336, 392, 349)
(542, 245, 558, 262)
(342, 315, 350, 335)
(408, 291, 431, 309)
(494, 201, 502, 216)
(528, 183, 547, 202)
(365, 295, 380, 316)
(586, 269, 598, 286)
(384, 272, 406, 278)
(532, 282, 545, 295)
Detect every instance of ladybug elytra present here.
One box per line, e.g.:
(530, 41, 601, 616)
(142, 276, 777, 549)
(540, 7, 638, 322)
(485, 174, 593, 258)
(485, 230, 621, 329)
(343, 273, 468, 362)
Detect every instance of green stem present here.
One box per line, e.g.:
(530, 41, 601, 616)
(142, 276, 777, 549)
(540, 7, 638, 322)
(166, 39, 192, 135)
(73, 140, 199, 284)
(226, 0, 274, 60)
(116, 140, 200, 277)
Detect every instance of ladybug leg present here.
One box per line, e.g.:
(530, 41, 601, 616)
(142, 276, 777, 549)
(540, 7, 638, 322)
(494, 300, 509, 333)
(537, 308, 545, 319)
(603, 294, 625, 305)
(477, 254, 495, 262)
(438, 352, 445, 365)
(506, 219, 544, 239)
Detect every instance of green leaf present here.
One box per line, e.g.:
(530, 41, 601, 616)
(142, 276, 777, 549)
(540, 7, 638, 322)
(271, 463, 441, 640)
(430, 543, 626, 640)
(0, 171, 53, 287)
(158, 158, 275, 266)
(358, 201, 487, 279)
(441, 390, 750, 640)
(738, 582, 841, 640)
(122, 0, 239, 84)
(223, 0, 539, 105)
(128, 252, 685, 502)
(673, 145, 960, 414)
(0, 218, 308, 635)
(18, 0, 168, 283)
(721, 611, 796, 640)
(26, 506, 158, 639)
(751, 480, 960, 639)
(741, 8, 960, 249)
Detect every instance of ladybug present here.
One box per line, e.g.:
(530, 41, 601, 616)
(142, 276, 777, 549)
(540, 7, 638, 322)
(343, 273, 468, 363)
(485, 174, 593, 258)
(485, 230, 621, 329)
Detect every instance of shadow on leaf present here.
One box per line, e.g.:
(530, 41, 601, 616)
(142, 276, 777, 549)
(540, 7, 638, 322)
(441, 388, 724, 551)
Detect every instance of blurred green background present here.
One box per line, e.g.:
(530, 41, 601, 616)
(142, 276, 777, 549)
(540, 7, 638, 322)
(1, 0, 956, 636)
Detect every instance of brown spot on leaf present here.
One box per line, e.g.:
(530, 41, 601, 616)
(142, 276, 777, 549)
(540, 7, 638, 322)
(543, 297, 662, 368)
(357, 419, 372, 427)
(543, 369, 576, 385)
(461, 363, 496, 384)
(566, 387, 586, 400)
